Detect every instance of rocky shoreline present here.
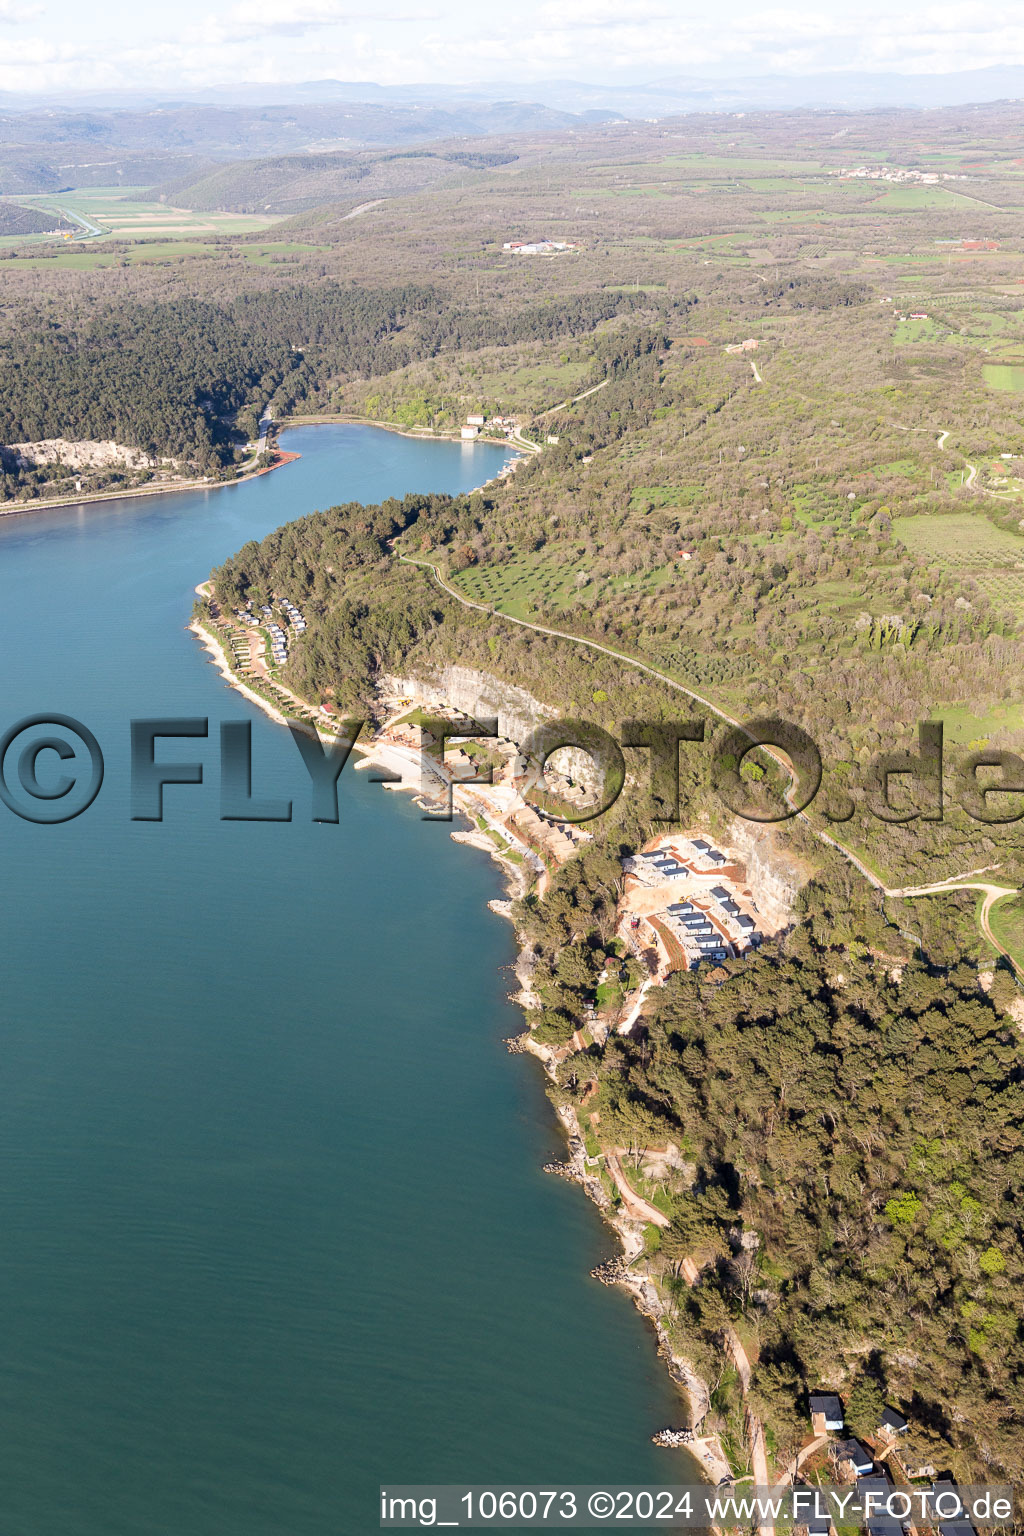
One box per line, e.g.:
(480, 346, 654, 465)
(188, 625, 732, 1485)
(526, 1063, 732, 1487)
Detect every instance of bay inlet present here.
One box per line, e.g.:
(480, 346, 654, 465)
(0, 424, 695, 1534)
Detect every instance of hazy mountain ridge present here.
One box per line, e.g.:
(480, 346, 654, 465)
(1, 67, 1022, 202)
(1, 65, 1024, 116)
(0, 99, 614, 166)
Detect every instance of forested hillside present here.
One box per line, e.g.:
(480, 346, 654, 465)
(0, 283, 650, 480)
(137, 146, 519, 215)
(0, 143, 205, 195)
(0, 201, 57, 236)
(204, 463, 1024, 1481)
(0, 300, 294, 473)
(525, 847, 1024, 1480)
(0, 98, 600, 163)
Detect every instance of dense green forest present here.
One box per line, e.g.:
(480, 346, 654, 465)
(522, 845, 1024, 1481)
(0, 299, 294, 471)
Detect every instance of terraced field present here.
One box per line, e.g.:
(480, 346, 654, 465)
(453, 552, 673, 618)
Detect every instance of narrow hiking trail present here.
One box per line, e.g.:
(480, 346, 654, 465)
(891, 879, 1018, 965)
(535, 376, 610, 422)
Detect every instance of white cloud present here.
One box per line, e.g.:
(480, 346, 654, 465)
(1, 0, 1024, 96)
(226, 0, 367, 37)
(421, 0, 1024, 79)
(0, 0, 43, 21)
(215, 0, 433, 43)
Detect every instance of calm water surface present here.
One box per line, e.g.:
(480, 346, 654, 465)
(0, 426, 690, 1534)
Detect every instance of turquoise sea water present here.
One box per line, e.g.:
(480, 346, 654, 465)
(0, 425, 692, 1534)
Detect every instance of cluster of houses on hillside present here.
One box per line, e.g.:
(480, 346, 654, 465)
(460, 413, 518, 443)
(833, 165, 968, 185)
(267, 622, 288, 665)
(622, 838, 764, 971)
(803, 1393, 974, 1536)
(231, 596, 307, 666)
(266, 597, 308, 664)
(502, 239, 579, 256)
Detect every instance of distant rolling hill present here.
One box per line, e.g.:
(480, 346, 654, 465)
(134, 146, 521, 215)
(0, 142, 212, 196)
(0, 200, 60, 235)
(0, 99, 612, 165)
(4, 66, 1024, 115)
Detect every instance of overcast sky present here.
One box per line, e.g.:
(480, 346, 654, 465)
(2, 0, 1023, 96)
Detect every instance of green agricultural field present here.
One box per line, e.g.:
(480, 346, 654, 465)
(464, 356, 592, 410)
(871, 458, 924, 478)
(893, 511, 1024, 608)
(879, 253, 948, 264)
(740, 176, 829, 195)
(944, 310, 1024, 354)
(930, 701, 1024, 747)
(986, 892, 1024, 970)
(454, 554, 591, 618)
(869, 186, 982, 211)
(17, 188, 282, 241)
(241, 241, 330, 263)
(893, 317, 948, 344)
(125, 242, 225, 262)
(652, 155, 825, 175)
(629, 484, 703, 509)
(966, 311, 1014, 335)
(0, 248, 116, 269)
(5, 235, 328, 272)
(983, 364, 1024, 391)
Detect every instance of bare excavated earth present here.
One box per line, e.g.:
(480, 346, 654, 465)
(10, 439, 169, 471)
